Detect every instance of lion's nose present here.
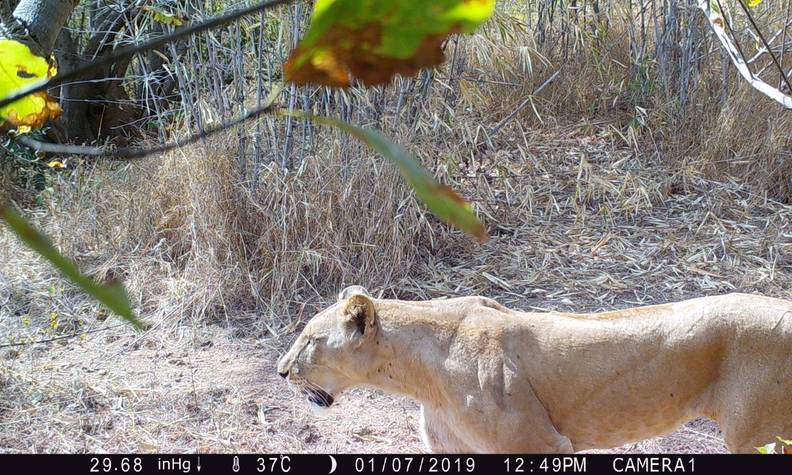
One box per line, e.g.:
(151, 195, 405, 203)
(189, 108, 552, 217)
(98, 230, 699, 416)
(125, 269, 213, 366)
(278, 370, 289, 379)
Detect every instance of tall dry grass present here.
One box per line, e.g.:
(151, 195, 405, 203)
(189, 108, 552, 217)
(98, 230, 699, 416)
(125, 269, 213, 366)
(465, 5, 792, 200)
(33, 129, 440, 335)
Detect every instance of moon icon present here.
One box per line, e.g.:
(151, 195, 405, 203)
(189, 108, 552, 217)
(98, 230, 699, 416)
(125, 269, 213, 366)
(328, 455, 338, 474)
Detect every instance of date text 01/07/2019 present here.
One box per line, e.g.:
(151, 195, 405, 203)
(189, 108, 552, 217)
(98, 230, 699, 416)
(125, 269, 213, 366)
(353, 456, 476, 473)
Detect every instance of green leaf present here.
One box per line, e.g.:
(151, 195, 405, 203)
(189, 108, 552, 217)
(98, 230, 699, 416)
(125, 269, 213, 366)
(0, 205, 144, 330)
(756, 442, 776, 454)
(283, 111, 488, 242)
(286, 0, 496, 86)
(142, 6, 187, 26)
(777, 436, 792, 446)
(0, 39, 61, 130)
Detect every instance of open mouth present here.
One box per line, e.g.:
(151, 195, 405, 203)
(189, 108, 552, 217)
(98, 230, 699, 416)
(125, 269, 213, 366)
(304, 388, 334, 407)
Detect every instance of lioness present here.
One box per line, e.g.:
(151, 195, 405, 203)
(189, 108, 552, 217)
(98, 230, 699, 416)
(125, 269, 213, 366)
(277, 287, 792, 453)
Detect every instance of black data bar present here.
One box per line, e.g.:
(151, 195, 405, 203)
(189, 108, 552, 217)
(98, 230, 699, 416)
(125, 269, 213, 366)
(0, 454, 790, 474)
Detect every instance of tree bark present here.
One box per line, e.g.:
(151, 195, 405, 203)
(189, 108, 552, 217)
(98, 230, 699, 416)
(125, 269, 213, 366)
(1, 0, 76, 56)
(2, 1, 141, 144)
(50, 3, 141, 145)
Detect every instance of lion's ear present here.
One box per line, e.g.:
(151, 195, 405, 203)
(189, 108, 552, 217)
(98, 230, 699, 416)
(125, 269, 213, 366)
(343, 294, 377, 338)
(338, 285, 371, 302)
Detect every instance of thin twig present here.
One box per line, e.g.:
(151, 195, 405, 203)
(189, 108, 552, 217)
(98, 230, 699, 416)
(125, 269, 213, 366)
(489, 69, 560, 137)
(14, 85, 283, 158)
(0, 323, 128, 349)
(781, 3, 791, 90)
(698, 0, 792, 109)
(735, 0, 792, 93)
(0, 0, 295, 110)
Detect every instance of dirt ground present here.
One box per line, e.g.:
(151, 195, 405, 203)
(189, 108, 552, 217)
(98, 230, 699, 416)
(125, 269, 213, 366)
(1, 324, 421, 453)
(0, 320, 728, 454)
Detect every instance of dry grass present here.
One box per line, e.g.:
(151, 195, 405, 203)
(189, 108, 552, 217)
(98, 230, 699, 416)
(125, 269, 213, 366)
(2, 119, 790, 453)
(0, 325, 422, 453)
(20, 132, 430, 335)
(465, 8, 792, 201)
(2, 2, 792, 453)
(18, 116, 790, 334)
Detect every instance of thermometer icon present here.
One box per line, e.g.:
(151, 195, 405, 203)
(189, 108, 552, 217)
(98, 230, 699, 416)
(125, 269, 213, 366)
(232, 456, 240, 473)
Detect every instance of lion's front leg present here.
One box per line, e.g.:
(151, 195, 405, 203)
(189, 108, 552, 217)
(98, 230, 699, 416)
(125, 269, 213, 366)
(419, 405, 473, 453)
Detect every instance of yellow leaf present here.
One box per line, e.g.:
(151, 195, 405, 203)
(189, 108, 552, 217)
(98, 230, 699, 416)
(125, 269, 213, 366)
(0, 39, 62, 130)
(757, 442, 776, 454)
(142, 6, 186, 26)
(16, 124, 31, 134)
(746, 0, 762, 7)
(47, 160, 66, 169)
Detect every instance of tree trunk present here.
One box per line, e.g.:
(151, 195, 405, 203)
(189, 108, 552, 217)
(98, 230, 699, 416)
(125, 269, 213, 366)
(2, 0, 142, 145)
(50, 4, 141, 145)
(0, 0, 76, 56)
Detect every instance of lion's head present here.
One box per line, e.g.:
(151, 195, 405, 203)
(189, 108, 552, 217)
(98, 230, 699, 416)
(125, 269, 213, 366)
(276, 286, 380, 408)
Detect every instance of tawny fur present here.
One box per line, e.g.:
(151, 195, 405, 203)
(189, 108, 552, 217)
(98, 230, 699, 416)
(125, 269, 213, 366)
(277, 289, 792, 453)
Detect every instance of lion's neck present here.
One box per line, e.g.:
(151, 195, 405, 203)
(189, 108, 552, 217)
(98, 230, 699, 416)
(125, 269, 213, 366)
(362, 308, 456, 404)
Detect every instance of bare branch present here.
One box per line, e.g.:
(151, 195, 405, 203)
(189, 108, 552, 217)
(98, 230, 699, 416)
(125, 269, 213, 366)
(489, 69, 560, 137)
(0, 323, 129, 349)
(14, 85, 283, 159)
(697, 0, 792, 110)
(1, 0, 75, 55)
(0, 0, 296, 110)
(734, 0, 792, 93)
